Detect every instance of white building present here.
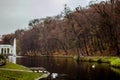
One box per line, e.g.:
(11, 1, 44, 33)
(0, 38, 16, 56)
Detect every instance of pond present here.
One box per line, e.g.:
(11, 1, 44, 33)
(10, 56, 120, 80)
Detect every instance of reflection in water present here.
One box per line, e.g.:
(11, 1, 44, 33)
(8, 56, 16, 64)
(92, 64, 95, 68)
(51, 73, 58, 79)
(15, 56, 120, 80)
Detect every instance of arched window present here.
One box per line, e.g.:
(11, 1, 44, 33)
(1, 48, 3, 54)
(4, 48, 6, 54)
(7, 48, 9, 54)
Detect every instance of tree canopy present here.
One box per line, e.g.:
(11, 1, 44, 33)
(2, 0, 120, 56)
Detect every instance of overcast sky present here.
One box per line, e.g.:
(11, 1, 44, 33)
(0, 0, 103, 35)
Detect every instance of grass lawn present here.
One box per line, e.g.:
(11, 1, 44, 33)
(0, 70, 43, 80)
(77, 56, 120, 68)
(0, 62, 30, 70)
(0, 62, 43, 80)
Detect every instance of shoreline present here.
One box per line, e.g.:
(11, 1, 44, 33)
(35, 72, 50, 80)
(78, 56, 120, 68)
(0, 61, 47, 80)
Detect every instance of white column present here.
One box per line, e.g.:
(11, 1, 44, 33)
(13, 38, 17, 56)
(0, 48, 1, 54)
(3, 48, 5, 54)
(10, 48, 12, 54)
(1, 48, 2, 54)
(8, 56, 16, 64)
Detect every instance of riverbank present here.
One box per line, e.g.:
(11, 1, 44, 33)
(78, 56, 120, 68)
(0, 61, 45, 80)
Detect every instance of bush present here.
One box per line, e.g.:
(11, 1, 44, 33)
(0, 55, 6, 66)
(0, 55, 5, 59)
(73, 55, 78, 60)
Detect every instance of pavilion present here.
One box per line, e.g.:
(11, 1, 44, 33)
(0, 38, 16, 56)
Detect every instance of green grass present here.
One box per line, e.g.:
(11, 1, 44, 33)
(78, 56, 120, 68)
(0, 70, 43, 80)
(73, 55, 78, 60)
(0, 62, 30, 70)
(110, 59, 120, 68)
(79, 56, 101, 62)
(98, 57, 118, 63)
(0, 62, 43, 80)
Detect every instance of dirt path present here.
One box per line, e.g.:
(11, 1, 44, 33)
(0, 68, 32, 72)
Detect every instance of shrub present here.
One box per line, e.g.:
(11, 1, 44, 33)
(0, 55, 6, 66)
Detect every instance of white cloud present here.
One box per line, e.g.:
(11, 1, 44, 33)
(0, 0, 92, 35)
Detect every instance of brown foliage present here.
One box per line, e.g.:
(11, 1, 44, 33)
(11, 0, 120, 56)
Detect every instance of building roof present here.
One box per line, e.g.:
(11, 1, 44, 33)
(0, 44, 13, 48)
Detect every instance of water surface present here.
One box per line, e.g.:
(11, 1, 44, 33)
(14, 56, 120, 80)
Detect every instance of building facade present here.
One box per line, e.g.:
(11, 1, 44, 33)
(0, 38, 16, 56)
